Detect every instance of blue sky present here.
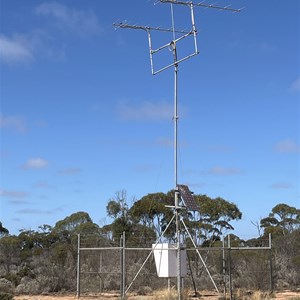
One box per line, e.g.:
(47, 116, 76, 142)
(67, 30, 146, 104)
(0, 0, 299, 238)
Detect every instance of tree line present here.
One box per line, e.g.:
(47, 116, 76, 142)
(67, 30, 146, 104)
(0, 190, 299, 296)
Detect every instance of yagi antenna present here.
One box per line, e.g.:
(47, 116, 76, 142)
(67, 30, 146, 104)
(114, 0, 242, 75)
(114, 1, 242, 299)
(159, 0, 242, 13)
(114, 1, 198, 75)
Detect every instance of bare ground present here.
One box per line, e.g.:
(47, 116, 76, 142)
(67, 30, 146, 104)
(13, 290, 300, 300)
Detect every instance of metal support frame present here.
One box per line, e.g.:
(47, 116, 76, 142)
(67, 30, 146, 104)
(113, 2, 241, 299)
(181, 218, 220, 294)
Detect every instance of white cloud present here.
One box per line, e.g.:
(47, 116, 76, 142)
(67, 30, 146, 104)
(35, 2, 102, 37)
(0, 115, 27, 132)
(0, 34, 33, 64)
(22, 158, 49, 170)
(289, 77, 300, 93)
(17, 207, 63, 215)
(134, 164, 153, 173)
(155, 137, 173, 147)
(34, 181, 51, 189)
(207, 145, 233, 153)
(207, 166, 242, 176)
(275, 139, 300, 153)
(1, 3, 102, 66)
(0, 30, 67, 65)
(0, 189, 28, 198)
(117, 101, 173, 121)
(270, 182, 293, 189)
(59, 168, 81, 175)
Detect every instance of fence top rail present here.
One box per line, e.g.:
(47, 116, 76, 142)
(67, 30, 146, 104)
(229, 246, 271, 250)
(79, 246, 122, 251)
(79, 246, 271, 251)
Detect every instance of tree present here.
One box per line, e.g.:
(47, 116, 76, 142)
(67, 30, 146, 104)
(129, 192, 172, 237)
(105, 190, 132, 241)
(53, 211, 93, 233)
(191, 195, 242, 246)
(260, 203, 300, 237)
(0, 236, 20, 274)
(0, 222, 9, 236)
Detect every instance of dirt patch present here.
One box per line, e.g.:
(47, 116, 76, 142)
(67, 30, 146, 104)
(274, 290, 300, 299)
(13, 290, 300, 300)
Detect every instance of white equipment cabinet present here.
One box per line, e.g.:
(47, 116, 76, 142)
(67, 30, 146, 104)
(152, 243, 187, 278)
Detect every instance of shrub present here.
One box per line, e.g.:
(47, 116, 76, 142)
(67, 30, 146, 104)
(137, 286, 152, 295)
(0, 278, 13, 293)
(0, 292, 14, 300)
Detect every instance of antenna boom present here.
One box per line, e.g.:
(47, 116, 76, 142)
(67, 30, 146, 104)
(159, 0, 242, 13)
(113, 22, 190, 34)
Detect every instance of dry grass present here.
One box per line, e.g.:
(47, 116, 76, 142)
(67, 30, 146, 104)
(152, 288, 190, 300)
(235, 289, 273, 299)
(153, 289, 178, 300)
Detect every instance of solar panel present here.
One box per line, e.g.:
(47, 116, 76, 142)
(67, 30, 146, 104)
(177, 184, 199, 211)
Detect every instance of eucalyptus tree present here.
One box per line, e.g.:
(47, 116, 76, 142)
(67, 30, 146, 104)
(259, 203, 300, 288)
(260, 203, 300, 236)
(190, 195, 242, 246)
(0, 221, 9, 236)
(129, 192, 173, 237)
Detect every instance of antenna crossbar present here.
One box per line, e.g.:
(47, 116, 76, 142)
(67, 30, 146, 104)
(159, 0, 242, 13)
(151, 30, 193, 54)
(113, 22, 190, 34)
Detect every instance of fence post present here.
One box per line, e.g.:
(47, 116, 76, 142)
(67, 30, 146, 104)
(120, 233, 124, 299)
(77, 233, 81, 299)
(120, 231, 126, 299)
(120, 234, 122, 298)
(222, 237, 226, 299)
(269, 233, 273, 292)
(228, 234, 233, 300)
(99, 252, 103, 293)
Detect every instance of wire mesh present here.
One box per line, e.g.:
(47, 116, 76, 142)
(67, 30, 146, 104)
(78, 234, 272, 297)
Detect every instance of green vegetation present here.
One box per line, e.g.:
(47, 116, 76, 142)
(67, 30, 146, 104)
(0, 190, 299, 295)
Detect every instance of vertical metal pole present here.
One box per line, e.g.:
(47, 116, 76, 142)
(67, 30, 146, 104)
(99, 252, 103, 293)
(173, 43, 178, 189)
(122, 231, 126, 299)
(222, 237, 226, 299)
(172, 40, 181, 300)
(120, 234, 123, 299)
(228, 235, 232, 300)
(176, 193, 181, 300)
(269, 233, 273, 292)
(176, 210, 182, 300)
(77, 234, 80, 299)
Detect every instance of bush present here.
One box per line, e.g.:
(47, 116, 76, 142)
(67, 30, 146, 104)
(0, 278, 13, 293)
(15, 277, 40, 294)
(0, 293, 14, 300)
(137, 286, 152, 295)
(2, 273, 20, 287)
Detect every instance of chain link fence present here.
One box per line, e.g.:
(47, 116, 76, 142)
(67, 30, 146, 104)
(77, 234, 272, 299)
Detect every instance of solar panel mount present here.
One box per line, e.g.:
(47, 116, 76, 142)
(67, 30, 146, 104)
(177, 184, 199, 212)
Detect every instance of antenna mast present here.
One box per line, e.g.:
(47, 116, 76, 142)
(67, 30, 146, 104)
(114, 1, 242, 299)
